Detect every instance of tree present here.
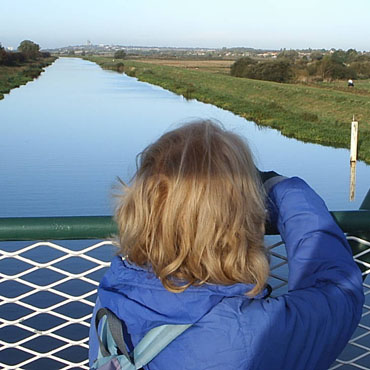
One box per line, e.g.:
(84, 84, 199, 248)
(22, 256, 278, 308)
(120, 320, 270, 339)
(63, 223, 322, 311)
(331, 49, 346, 64)
(114, 49, 126, 59)
(310, 51, 323, 61)
(253, 60, 293, 83)
(277, 49, 299, 61)
(345, 49, 358, 63)
(18, 40, 40, 59)
(319, 55, 354, 80)
(231, 57, 293, 83)
(350, 61, 370, 79)
(230, 57, 257, 77)
(0, 43, 7, 65)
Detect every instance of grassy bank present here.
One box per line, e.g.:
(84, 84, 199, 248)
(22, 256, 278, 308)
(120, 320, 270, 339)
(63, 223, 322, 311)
(0, 57, 57, 100)
(85, 56, 370, 164)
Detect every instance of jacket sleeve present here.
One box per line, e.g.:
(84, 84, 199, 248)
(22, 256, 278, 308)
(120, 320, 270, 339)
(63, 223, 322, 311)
(260, 177, 364, 369)
(267, 177, 364, 293)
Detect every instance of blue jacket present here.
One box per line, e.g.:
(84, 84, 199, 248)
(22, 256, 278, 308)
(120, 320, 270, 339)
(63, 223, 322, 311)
(89, 177, 364, 369)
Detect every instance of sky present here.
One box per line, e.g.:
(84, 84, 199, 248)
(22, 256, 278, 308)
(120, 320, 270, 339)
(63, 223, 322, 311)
(1, 0, 370, 51)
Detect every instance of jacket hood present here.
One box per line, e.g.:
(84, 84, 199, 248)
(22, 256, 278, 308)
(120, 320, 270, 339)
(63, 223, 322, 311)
(98, 256, 269, 335)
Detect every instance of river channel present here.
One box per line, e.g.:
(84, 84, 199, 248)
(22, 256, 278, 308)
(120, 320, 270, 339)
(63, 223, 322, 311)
(1, 57, 370, 218)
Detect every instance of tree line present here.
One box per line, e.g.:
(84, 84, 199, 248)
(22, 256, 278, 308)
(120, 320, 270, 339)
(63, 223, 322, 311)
(0, 40, 51, 66)
(231, 49, 370, 83)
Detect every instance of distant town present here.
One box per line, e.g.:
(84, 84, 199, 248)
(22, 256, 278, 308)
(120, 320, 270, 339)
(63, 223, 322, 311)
(40, 42, 368, 60)
(44, 42, 282, 59)
(3, 40, 369, 61)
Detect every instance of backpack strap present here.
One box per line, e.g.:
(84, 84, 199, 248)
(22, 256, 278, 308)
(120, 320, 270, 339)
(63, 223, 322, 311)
(133, 323, 192, 368)
(95, 308, 134, 365)
(95, 307, 193, 369)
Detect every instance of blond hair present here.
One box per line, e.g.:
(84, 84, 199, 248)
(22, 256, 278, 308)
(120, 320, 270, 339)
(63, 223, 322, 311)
(115, 120, 269, 296)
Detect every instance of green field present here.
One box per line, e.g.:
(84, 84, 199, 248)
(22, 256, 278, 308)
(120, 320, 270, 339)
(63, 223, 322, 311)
(315, 79, 370, 94)
(0, 57, 57, 100)
(92, 56, 370, 164)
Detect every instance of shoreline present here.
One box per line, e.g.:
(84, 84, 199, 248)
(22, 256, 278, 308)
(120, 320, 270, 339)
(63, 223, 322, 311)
(83, 56, 370, 165)
(0, 57, 58, 100)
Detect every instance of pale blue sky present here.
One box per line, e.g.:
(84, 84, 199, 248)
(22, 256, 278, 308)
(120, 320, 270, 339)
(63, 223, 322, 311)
(1, 0, 369, 50)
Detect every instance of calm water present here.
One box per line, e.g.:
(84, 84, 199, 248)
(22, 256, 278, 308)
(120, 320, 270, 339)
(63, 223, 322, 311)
(1, 57, 369, 218)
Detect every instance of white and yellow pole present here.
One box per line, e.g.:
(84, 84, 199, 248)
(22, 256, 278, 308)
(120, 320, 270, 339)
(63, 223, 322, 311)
(350, 116, 359, 163)
(350, 116, 358, 201)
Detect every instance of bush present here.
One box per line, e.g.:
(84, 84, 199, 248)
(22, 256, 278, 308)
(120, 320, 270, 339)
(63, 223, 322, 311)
(115, 62, 124, 72)
(232, 59, 293, 83)
(0, 45, 7, 65)
(230, 57, 257, 77)
(231, 50, 364, 83)
(114, 50, 126, 59)
(350, 61, 370, 79)
(256, 60, 293, 82)
(310, 51, 323, 61)
(306, 61, 320, 76)
(319, 56, 355, 80)
(126, 67, 136, 77)
(24, 67, 42, 78)
(277, 49, 298, 61)
(0, 51, 27, 66)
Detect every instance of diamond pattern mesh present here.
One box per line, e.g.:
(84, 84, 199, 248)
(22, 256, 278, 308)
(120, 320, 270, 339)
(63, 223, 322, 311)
(0, 237, 369, 369)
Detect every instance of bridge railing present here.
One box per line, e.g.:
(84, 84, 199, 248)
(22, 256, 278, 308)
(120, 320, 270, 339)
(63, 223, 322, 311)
(0, 193, 369, 369)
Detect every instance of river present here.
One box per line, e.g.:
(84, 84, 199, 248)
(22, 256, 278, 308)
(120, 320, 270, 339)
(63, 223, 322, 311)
(1, 57, 369, 218)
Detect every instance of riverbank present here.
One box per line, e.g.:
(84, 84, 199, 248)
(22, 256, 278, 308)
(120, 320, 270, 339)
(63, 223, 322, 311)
(84, 56, 370, 164)
(0, 57, 57, 100)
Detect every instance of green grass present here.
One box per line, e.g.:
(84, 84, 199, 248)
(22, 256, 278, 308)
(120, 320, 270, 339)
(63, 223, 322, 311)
(0, 57, 57, 100)
(85, 56, 370, 164)
(314, 79, 370, 95)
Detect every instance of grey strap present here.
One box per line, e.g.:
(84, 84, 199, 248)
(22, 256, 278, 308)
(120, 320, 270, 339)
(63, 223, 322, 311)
(133, 323, 192, 368)
(96, 307, 193, 369)
(95, 308, 133, 364)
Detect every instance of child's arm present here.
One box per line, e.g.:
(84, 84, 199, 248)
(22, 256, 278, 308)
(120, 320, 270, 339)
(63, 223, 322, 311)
(258, 177, 364, 369)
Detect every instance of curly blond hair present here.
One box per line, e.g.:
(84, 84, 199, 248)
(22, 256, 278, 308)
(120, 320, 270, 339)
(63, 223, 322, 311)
(115, 120, 269, 296)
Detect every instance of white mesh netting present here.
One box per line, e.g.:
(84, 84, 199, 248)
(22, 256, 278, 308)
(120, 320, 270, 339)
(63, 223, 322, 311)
(0, 237, 369, 369)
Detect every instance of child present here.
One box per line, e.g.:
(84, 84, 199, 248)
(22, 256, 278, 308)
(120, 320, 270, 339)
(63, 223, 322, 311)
(89, 120, 364, 370)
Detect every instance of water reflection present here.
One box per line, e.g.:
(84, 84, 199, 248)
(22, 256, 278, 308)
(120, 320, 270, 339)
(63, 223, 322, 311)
(350, 161, 357, 201)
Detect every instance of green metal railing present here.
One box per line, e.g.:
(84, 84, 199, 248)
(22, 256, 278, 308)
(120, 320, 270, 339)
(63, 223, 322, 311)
(0, 210, 369, 241)
(0, 190, 369, 273)
(0, 190, 369, 269)
(0, 216, 117, 241)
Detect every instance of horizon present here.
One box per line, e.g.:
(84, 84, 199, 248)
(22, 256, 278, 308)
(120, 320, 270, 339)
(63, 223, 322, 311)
(43, 44, 363, 52)
(3, 42, 368, 54)
(1, 0, 370, 51)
